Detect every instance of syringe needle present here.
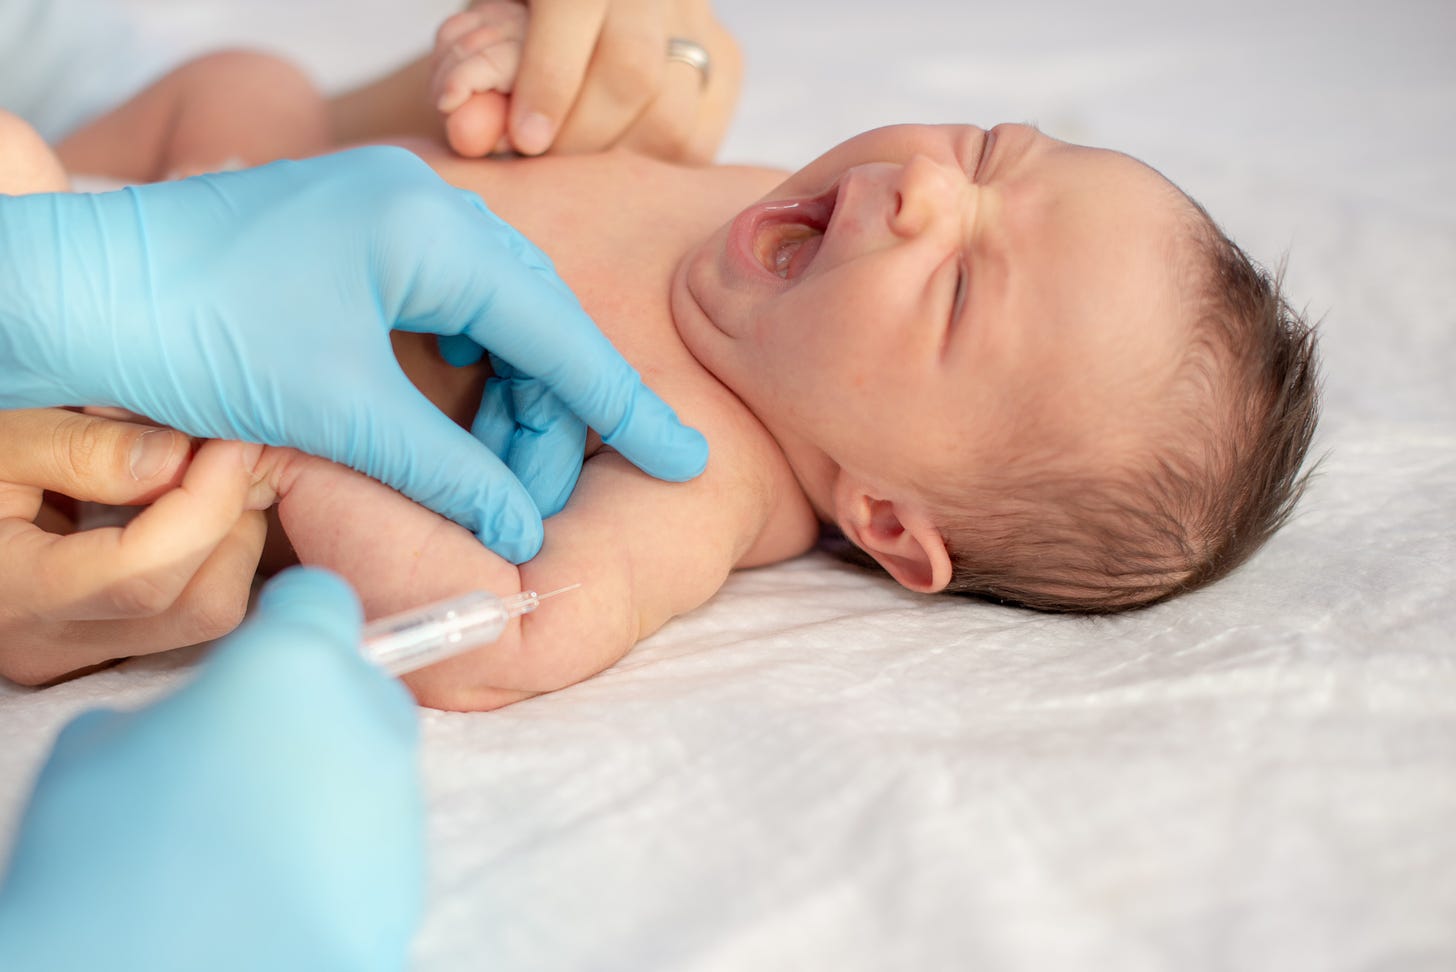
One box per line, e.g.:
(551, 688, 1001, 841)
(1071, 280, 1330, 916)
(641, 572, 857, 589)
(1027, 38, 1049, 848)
(535, 583, 582, 603)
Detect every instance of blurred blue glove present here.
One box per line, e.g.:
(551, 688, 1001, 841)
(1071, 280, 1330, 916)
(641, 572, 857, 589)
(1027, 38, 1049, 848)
(0, 569, 422, 972)
(0, 147, 708, 561)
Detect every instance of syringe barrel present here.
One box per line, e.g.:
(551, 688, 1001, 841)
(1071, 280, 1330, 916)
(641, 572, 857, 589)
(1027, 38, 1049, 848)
(361, 590, 509, 677)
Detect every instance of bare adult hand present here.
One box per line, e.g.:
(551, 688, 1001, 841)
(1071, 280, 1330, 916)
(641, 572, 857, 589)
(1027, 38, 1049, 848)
(435, 0, 741, 161)
(0, 409, 266, 686)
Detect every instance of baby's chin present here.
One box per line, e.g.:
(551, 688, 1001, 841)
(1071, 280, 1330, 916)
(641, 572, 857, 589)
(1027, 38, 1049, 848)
(668, 234, 733, 378)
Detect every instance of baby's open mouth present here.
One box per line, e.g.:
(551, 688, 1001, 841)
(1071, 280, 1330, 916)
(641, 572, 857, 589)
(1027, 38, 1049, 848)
(752, 186, 836, 280)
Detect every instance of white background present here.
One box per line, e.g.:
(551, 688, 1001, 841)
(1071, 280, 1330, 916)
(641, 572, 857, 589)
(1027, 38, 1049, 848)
(3, 2, 1454, 970)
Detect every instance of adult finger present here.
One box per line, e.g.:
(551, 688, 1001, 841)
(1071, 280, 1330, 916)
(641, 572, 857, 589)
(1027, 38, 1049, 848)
(254, 567, 361, 640)
(397, 218, 707, 485)
(338, 369, 545, 563)
(682, 18, 744, 161)
(0, 440, 259, 621)
(508, 0, 610, 155)
(198, 567, 417, 732)
(499, 389, 586, 518)
(0, 408, 190, 506)
(437, 333, 486, 367)
(203, 567, 362, 684)
(621, 12, 742, 163)
(470, 361, 587, 518)
(551, 0, 667, 154)
(0, 511, 266, 686)
(469, 264, 707, 483)
(617, 49, 702, 162)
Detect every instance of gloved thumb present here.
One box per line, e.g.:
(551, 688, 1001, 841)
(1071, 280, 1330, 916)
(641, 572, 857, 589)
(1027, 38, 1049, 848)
(0, 408, 190, 503)
(253, 567, 363, 645)
(195, 568, 415, 735)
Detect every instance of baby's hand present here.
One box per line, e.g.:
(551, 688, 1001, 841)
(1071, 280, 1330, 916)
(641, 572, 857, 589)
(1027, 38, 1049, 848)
(431, 1, 528, 158)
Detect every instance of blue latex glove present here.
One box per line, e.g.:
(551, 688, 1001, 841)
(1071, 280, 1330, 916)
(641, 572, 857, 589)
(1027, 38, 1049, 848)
(0, 568, 422, 972)
(0, 147, 708, 561)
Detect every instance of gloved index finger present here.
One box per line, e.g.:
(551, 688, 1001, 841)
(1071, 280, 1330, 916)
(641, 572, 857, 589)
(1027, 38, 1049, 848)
(468, 265, 707, 484)
(395, 202, 708, 485)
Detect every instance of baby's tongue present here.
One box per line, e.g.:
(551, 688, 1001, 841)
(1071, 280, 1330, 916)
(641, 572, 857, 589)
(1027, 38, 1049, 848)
(785, 234, 822, 279)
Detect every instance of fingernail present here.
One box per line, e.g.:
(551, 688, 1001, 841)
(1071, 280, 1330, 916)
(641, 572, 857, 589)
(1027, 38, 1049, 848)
(129, 429, 176, 480)
(514, 112, 555, 155)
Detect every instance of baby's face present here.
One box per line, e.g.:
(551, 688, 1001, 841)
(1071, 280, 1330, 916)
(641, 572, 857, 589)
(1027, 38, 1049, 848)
(671, 123, 1196, 515)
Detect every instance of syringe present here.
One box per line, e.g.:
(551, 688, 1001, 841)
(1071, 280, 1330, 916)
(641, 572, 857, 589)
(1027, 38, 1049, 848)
(361, 584, 580, 677)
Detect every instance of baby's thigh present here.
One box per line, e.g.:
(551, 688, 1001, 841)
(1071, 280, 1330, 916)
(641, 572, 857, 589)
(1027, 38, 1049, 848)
(269, 450, 517, 621)
(0, 110, 68, 194)
(158, 51, 330, 176)
(57, 50, 329, 182)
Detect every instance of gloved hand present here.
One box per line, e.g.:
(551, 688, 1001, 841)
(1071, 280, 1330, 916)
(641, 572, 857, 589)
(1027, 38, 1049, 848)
(0, 568, 423, 972)
(0, 146, 708, 562)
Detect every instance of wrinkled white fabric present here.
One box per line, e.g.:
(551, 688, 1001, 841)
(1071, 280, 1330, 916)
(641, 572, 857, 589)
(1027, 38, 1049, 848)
(2, 1, 1452, 970)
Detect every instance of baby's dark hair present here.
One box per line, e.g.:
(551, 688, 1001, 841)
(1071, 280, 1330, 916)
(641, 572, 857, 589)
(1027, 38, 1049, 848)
(922, 213, 1321, 613)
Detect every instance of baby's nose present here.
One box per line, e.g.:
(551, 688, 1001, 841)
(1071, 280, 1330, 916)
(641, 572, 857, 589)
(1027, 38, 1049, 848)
(890, 155, 956, 238)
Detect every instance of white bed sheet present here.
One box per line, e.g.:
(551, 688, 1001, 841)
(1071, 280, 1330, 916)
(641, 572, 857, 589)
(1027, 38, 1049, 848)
(2, 1, 1453, 969)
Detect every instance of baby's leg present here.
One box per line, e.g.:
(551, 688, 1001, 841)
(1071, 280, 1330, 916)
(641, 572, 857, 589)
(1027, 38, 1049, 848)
(257, 448, 533, 710)
(57, 51, 329, 183)
(259, 449, 518, 621)
(0, 110, 69, 194)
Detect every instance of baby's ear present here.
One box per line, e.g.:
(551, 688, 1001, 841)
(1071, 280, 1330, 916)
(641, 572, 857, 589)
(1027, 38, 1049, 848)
(834, 482, 952, 594)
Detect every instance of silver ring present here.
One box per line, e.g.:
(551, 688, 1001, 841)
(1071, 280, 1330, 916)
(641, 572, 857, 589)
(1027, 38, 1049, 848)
(666, 37, 711, 90)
